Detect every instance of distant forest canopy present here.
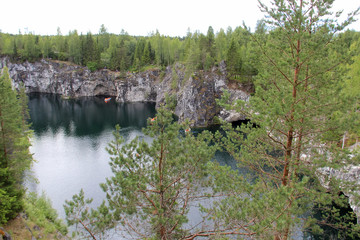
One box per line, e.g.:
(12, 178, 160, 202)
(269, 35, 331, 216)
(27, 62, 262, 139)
(0, 23, 359, 81)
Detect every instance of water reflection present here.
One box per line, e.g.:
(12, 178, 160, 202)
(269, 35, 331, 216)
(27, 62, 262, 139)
(27, 93, 242, 238)
(28, 93, 156, 137)
(27, 93, 156, 219)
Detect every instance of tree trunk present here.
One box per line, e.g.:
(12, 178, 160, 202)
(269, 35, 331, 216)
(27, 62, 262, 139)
(159, 128, 167, 239)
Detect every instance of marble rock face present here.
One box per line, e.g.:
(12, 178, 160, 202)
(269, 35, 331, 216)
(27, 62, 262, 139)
(1, 57, 250, 127)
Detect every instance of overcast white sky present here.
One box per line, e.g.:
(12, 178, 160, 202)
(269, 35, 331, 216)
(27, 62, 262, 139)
(1, 0, 359, 37)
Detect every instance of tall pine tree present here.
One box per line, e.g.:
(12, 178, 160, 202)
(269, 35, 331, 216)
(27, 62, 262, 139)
(65, 105, 252, 239)
(214, 0, 360, 238)
(0, 67, 33, 223)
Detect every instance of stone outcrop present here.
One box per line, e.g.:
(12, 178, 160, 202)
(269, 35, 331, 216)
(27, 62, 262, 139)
(317, 144, 360, 223)
(0, 57, 250, 127)
(116, 71, 159, 103)
(0, 227, 12, 240)
(0, 58, 118, 97)
(318, 165, 360, 223)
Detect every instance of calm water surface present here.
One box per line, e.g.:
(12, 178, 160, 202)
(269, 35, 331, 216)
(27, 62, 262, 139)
(27, 93, 234, 220)
(27, 93, 307, 239)
(27, 93, 156, 218)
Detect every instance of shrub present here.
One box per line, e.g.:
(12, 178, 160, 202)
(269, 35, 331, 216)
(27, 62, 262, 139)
(0, 189, 16, 224)
(86, 61, 98, 72)
(24, 192, 67, 235)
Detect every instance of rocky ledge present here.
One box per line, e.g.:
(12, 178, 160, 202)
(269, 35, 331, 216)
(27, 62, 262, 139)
(317, 143, 360, 223)
(0, 57, 250, 127)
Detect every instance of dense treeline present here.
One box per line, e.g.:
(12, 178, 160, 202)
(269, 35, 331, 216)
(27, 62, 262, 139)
(1, 24, 359, 83)
(0, 24, 263, 81)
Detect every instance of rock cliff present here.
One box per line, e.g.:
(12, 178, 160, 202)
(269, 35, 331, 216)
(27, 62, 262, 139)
(317, 165, 360, 224)
(0, 57, 250, 127)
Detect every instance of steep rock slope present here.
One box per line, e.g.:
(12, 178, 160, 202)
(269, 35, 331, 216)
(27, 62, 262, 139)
(0, 57, 249, 127)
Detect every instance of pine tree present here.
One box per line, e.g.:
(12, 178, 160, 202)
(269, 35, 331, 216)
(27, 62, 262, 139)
(206, 26, 216, 59)
(65, 104, 258, 239)
(134, 38, 146, 70)
(142, 41, 152, 66)
(11, 39, 18, 60)
(226, 38, 241, 79)
(214, 0, 360, 238)
(83, 32, 100, 70)
(98, 24, 110, 53)
(215, 28, 228, 64)
(0, 67, 33, 223)
(68, 30, 82, 65)
(23, 33, 41, 62)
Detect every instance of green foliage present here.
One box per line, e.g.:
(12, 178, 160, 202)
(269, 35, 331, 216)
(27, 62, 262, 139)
(0, 183, 17, 224)
(170, 66, 178, 90)
(64, 189, 111, 239)
(0, 22, 260, 77)
(226, 38, 241, 79)
(306, 192, 360, 239)
(204, 53, 215, 71)
(164, 93, 177, 111)
(64, 105, 234, 239)
(134, 38, 146, 70)
(142, 41, 153, 65)
(54, 27, 68, 59)
(24, 192, 67, 235)
(345, 52, 360, 98)
(86, 61, 98, 72)
(1, 3, 360, 239)
(68, 30, 82, 65)
(215, 28, 227, 64)
(342, 37, 360, 136)
(102, 107, 217, 238)
(225, 27, 259, 83)
(39, 36, 53, 60)
(98, 24, 110, 53)
(214, 0, 360, 239)
(82, 32, 100, 67)
(206, 26, 216, 58)
(0, 67, 33, 224)
(325, 35, 360, 156)
(21, 34, 41, 62)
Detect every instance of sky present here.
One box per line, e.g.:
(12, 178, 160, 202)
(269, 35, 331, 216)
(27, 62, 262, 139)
(1, 0, 359, 37)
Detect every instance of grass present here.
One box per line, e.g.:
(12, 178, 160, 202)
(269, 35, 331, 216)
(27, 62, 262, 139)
(3, 214, 67, 240)
(24, 192, 68, 235)
(140, 64, 161, 72)
(3, 216, 33, 240)
(2, 192, 68, 239)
